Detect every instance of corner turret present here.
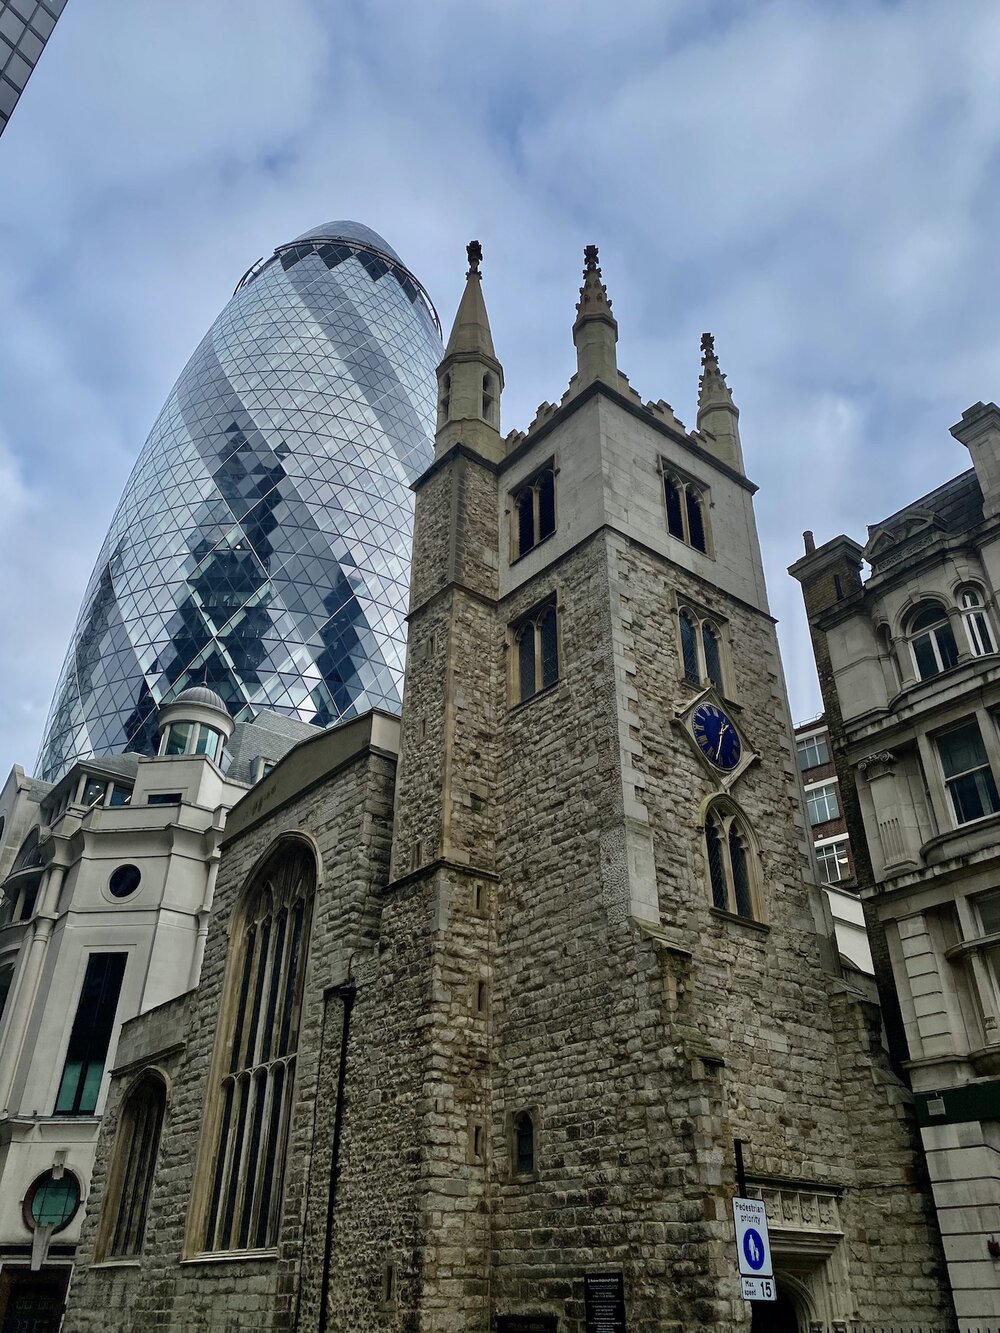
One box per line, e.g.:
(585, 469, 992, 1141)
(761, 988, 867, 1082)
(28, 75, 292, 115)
(435, 241, 504, 463)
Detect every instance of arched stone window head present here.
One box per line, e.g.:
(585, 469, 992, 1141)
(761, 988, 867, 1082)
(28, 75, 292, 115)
(704, 799, 759, 921)
(908, 602, 958, 680)
(201, 838, 316, 1253)
(958, 586, 996, 657)
(98, 1071, 168, 1260)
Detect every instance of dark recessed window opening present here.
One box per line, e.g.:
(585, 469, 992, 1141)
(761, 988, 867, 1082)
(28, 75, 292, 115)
(512, 465, 556, 559)
(109, 865, 142, 899)
(513, 1111, 535, 1176)
(103, 1074, 167, 1259)
(514, 602, 560, 703)
(55, 953, 127, 1115)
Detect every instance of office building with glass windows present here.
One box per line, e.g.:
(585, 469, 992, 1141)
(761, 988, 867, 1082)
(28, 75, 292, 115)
(36, 220, 441, 783)
(0, 0, 67, 135)
(792, 404, 1000, 1325)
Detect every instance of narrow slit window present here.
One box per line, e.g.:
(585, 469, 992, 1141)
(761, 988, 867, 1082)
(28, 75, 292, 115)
(686, 488, 707, 553)
(514, 1111, 535, 1176)
(664, 476, 684, 539)
(702, 622, 723, 692)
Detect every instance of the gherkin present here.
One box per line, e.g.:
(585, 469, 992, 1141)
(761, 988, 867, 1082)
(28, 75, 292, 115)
(36, 221, 441, 783)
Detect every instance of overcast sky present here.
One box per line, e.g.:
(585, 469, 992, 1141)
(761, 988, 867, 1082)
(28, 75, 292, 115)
(2, 0, 999, 779)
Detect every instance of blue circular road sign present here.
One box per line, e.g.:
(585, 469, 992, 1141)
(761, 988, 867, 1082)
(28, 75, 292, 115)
(742, 1228, 766, 1271)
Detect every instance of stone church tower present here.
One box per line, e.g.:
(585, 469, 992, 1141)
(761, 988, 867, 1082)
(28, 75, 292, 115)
(63, 246, 954, 1333)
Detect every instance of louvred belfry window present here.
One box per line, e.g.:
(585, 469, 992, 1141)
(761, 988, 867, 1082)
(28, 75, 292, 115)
(204, 841, 315, 1252)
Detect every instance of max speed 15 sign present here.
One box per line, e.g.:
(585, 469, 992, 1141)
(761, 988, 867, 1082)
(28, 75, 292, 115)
(732, 1197, 775, 1303)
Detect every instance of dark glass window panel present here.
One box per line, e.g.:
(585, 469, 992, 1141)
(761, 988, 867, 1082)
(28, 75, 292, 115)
(913, 633, 940, 680)
(164, 721, 192, 755)
(686, 489, 707, 553)
(515, 488, 534, 557)
(82, 777, 106, 805)
(514, 1112, 534, 1174)
(18, 885, 37, 920)
(193, 725, 221, 759)
(948, 769, 1000, 824)
(910, 604, 947, 633)
(537, 471, 555, 541)
(679, 610, 699, 684)
(729, 828, 753, 918)
(938, 622, 960, 670)
(540, 609, 559, 689)
(147, 793, 181, 806)
(970, 611, 995, 655)
(109, 784, 131, 806)
(664, 477, 684, 538)
(30, 1173, 80, 1230)
(109, 864, 141, 899)
(938, 721, 989, 778)
(0, 963, 15, 1027)
(517, 626, 535, 702)
(706, 819, 727, 910)
(55, 953, 127, 1114)
(255, 1062, 285, 1248)
(702, 622, 723, 692)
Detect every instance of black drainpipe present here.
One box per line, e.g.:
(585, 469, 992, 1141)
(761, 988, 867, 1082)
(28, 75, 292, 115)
(318, 979, 356, 1333)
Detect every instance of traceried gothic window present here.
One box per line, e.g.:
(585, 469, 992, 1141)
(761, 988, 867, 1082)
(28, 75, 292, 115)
(677, 606, 727, 693)
(959, 587, 996, 658)
(908, 602, 959, 680)
(99, 1072, 167, 1259)
(704, 800, 759, 921)
(512, 464, 556, 559)
(663, 468, 710, 554)
(203, 840, 315, 1253)
(512, 601, 559, 703)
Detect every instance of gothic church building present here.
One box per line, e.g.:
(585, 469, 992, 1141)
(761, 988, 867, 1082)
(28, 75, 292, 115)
(63, 247, 955, 1332)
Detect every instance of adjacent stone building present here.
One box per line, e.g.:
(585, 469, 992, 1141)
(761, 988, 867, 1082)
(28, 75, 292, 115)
(791, 407, 1000, 1326)
(63, 246, 956, 1332)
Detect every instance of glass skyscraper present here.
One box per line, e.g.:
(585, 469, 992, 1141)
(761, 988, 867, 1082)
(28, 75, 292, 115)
(0, 0, 67, 135)
(36, 221, 441, 783)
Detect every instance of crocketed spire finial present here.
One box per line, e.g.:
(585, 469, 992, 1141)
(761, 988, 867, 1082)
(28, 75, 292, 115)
(696, 331, 743, 473)
(572, 244, 618, 389)
(467, 240, 483, 275)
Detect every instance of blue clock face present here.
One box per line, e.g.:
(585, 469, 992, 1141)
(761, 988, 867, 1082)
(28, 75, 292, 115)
(692, 703, 742, 771)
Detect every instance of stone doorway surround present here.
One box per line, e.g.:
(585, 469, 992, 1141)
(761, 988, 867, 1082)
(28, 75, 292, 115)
(747, 1180, 852, 1328)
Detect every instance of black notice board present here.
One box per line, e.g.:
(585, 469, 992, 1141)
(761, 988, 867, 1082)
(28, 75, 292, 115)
(496, 1318, 558, 1333)
(584, 1271, 626, 1333)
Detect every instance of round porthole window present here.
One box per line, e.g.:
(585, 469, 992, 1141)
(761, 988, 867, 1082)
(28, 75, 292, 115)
(26, 1170, 81, 1233)
(108, 864, 142, 899)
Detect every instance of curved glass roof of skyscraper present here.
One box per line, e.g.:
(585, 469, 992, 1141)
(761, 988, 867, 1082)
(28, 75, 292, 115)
(36, 221, 442, 783)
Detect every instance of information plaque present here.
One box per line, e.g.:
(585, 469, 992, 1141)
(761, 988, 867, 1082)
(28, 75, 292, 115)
(584, 1271, 627, 1333)
(495, 1317, 558, 1333)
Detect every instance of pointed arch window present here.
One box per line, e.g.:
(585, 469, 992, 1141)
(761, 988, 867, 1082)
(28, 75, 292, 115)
(677, 607, 728, 695)
(959, 587, 996, 658)
(704, 801, 759, 921)
(908, 602, 959, 680)
(511, 462, 557, 559)
(512, 599, 559, 703)
(98, 1072, 167, 1259)
(438, 372, 451, 425)
(202, 840, 315, 1253)
(662, 466, 711, 555)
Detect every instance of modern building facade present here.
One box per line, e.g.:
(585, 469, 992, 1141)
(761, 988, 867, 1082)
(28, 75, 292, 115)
(0, 689, 317, 1332)
(63, 246, 954, 1332)
(793, 714, 871, 974)
(36, 221, 441, 783)
(0, 0, 66, 136)
(791, 405, 1000, 1326)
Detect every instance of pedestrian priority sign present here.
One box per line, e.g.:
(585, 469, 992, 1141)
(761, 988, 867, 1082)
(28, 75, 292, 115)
(732, 1196, 774, 1299)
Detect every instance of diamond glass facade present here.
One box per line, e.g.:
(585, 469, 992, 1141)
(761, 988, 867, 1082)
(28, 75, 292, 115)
(36, 221, 441, 783)
(0, 0, 66, 135)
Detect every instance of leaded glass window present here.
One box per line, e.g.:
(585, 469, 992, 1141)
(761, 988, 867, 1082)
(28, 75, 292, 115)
(511, 465, 556, 559)
(679, 610, 699, 684)
(102, 1073, 167, 1259)
(512, 601, 560, 704)
(704, 801, 759, 921)
(204, 841, 315, 1253)
(662, 467, 711, 555)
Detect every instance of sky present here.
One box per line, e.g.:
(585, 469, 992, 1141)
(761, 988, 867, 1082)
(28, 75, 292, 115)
(1, 0, 1000, 780)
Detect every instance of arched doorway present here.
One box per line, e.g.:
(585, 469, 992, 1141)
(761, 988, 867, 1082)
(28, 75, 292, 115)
(749, 1283, 802, 1333)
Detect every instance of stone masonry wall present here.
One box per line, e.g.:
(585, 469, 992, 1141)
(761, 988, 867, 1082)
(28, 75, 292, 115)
(66, 746, 396, 1333)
